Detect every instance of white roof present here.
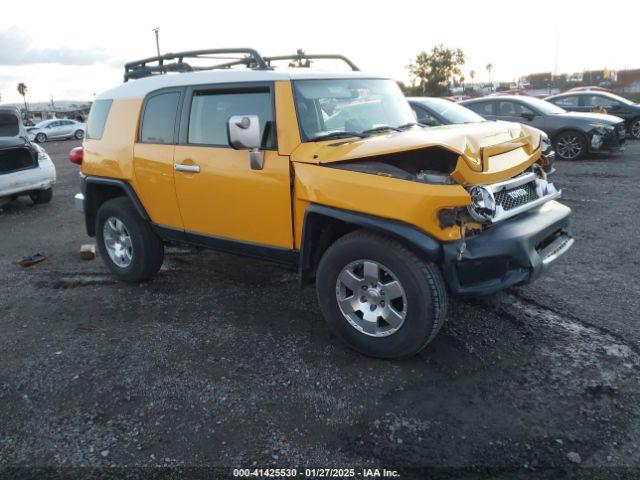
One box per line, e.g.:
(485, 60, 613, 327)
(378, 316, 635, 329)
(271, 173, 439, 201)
(97, 69, 387, 100)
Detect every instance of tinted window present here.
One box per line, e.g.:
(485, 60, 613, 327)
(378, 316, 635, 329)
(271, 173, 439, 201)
(421, 98, 484, 124)
(0, 112, 19, 136)
(412, 106, 440, 126)
(188, 91, 274, 148)
(498, 101, 535, 116)
(86, 99, 113, 140)
(552, 96, 579, 107)
(584, 95, 620, 108)
(140, 92, 180, 144)
(466, 101, 494, 116)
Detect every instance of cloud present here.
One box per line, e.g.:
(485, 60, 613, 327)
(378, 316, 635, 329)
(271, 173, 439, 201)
(0, 27, 109, 66)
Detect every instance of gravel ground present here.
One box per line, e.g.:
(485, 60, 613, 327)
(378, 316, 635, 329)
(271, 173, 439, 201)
(1, 139, 639, 479)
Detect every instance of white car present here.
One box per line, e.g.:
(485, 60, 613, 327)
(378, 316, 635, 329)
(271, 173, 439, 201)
(27, 118, 86, 143)
(1, 107, 56, 204)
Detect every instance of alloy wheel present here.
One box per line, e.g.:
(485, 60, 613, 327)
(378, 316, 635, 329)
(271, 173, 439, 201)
(631, 120, 640, 139)
(335, 259, 407, 337)
(103, 216, 133, 268)
(556, 134, 583, 160)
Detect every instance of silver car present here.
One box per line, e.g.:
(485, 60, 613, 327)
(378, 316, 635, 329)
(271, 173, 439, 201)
(27, 119, 86, 143)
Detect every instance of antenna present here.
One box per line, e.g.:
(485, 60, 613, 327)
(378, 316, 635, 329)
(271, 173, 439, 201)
(152, 27, 161, 58)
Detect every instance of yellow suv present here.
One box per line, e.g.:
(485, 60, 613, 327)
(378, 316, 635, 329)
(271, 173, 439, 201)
(73, 49, 574, 358)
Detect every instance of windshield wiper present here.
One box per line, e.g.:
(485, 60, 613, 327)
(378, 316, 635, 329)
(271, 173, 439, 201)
(310, 131, 367, 142)
(362, 125, 401, 135)
(397, 122, 427, 130)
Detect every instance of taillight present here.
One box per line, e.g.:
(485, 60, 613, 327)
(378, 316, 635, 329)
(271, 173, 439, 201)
(69, 147, 83, 165)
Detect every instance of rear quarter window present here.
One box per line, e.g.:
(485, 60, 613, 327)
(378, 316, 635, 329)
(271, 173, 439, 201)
(140, 92, 181, 144)
(86, 99, 112, 140)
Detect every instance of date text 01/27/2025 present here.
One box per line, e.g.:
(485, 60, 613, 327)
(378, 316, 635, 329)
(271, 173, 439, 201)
(232, 468, 401, 478)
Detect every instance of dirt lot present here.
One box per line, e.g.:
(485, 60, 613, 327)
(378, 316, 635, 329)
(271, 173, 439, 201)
(1, 139, 640, 479)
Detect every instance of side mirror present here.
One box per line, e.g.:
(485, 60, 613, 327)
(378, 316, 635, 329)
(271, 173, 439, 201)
(227, 115, 264, 170)
(521, 112, 535, 121)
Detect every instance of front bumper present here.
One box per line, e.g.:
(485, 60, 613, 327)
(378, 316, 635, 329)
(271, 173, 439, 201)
(590, 126, 626, 153)
(441, 200, 573, 296)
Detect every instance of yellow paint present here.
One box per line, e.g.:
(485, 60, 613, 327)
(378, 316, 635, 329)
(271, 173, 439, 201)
(293, 162, 470, 245)
(274, 81, 301, 156)
(132, 143, 183, 228)
(173, 145, 294, 248)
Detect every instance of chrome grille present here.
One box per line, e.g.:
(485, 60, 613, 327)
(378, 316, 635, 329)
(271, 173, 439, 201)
(494, 181, 539, 211)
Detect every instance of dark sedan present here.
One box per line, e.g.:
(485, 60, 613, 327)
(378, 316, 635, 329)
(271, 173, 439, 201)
(460, 96, 626, 160)
(545, 91, 640, 140)
(408, 96, 555, 170)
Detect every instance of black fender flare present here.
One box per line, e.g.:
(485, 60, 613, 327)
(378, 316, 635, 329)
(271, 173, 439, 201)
(299, 204, 443, 284)
(81, 176, 149, 236)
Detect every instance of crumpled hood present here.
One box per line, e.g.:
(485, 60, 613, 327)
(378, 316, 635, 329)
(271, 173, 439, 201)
(291, 121, 540, 172)
(557, 111, 624, 125)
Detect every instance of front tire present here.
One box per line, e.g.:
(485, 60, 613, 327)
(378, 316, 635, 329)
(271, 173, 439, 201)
(554, 131, 587, 160)
(316, 230, 448, 359)
(96, 197, 164, 282)
(74, 129, 84, 140)
(35, 133, 47, 143)
(629, 118, 640, 140)
(30, 188, 53, 204)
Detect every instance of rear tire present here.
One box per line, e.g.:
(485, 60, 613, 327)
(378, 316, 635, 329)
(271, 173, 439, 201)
(30, 188, 53, 204)
(316, 230, 448, 359)
(96, 197, 164, 282)
(554, 131, 587, 160)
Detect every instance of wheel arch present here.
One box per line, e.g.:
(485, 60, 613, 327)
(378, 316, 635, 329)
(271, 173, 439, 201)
(299, 204, 443, 285)
(82, 176, 149, 237)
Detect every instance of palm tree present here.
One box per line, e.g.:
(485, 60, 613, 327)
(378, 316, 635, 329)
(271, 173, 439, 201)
(469, 69, 476, 86)
(17, 83, 29, 114)
(486, 63, 493, 92)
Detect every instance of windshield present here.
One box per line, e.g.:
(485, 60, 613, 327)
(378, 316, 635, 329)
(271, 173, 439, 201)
(0, 112, 20, 137)
(293, 78, 415, 141)
(34, 120, 51, 129)
(421, 98, 484, 123)
(519, 97, 566, 115)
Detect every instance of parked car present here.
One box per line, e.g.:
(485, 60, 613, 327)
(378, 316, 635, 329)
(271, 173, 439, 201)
(0, 106, 56, 204)
(461, 96, 626, 160)
(408, 97, 555, 172)
(27, 119, 86, 143)
(545, 91, 640, 140)
(72, 48, 573, 359)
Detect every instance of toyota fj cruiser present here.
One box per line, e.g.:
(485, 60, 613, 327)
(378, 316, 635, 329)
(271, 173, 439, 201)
(73, 49, 574, 358)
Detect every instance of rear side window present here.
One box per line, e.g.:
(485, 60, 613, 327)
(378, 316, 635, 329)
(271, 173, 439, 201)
(466, 101, 494, 116)
(86, 99, 112, 140)
(140, 92, 181, 144)
(188, 90, 274, 148)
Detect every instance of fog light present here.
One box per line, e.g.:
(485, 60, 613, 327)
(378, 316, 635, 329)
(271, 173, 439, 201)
(467, 186, 496, 222)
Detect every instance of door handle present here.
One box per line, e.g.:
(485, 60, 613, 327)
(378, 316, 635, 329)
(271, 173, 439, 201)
(174, 163, 200, 173)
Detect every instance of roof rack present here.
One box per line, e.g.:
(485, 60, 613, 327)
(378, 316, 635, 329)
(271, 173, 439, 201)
(123, 48, 269, 82)
(264, 54, 360, 72)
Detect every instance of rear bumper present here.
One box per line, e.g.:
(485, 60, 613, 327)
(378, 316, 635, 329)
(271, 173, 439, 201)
(441, 200, 573, 297)
(0, 159, 56, 198)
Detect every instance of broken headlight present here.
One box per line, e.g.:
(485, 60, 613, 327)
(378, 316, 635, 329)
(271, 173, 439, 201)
(467, 186, 496, 222)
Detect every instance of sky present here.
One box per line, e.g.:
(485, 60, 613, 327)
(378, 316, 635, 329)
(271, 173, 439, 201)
(0, 0, 636, 103)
